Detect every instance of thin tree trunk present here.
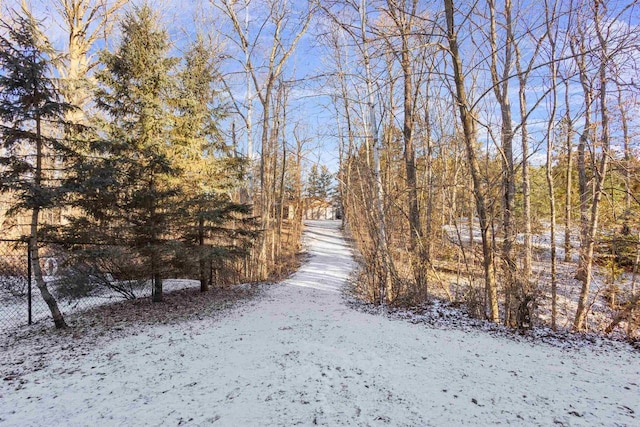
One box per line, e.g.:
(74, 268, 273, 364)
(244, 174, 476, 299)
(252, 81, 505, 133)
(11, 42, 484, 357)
(387, 0, 424, 294)
(574, 4, 611, 330)
(469, 178, 474, 253)
(276, 87, 288, 273)
(293, 128, 305, 248)
(199, 216, 209, 292)
(150, 174, 162, 303)
(514, 23, 538, 308)
(618, 87, 631, 217)
(445, 0, 499, 322)
(360, 0, 398, 305)
(563, 80, 574, 263)
(543, 0, 558, 329)
(488, 0, 516, 325)
(335, 106, 345, 227)
(424, 95, 434, 266)
(571, 19, 592, 287)
(258, 86, 271, 280)
(403, 32, 425, 293)
(245, 0, 253, 164)
(335, 34, 356, 231)
(545, 42, 558, 331)
(629, 230, 639, 339)
(32, 113, 67, 328)
(633, 231, 640, 297)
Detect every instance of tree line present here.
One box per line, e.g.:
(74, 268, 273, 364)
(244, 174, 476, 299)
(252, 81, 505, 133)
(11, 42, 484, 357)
(320, 0, 639, 336)
(0, 1, 314, 329)
(2, 0, 638, 338)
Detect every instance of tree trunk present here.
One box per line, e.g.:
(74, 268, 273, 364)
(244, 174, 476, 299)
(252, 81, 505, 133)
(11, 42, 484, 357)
(402, 33, 425, 293)
(545, 57, 557, 331)
(30, 229, 67, 328)
(571, 23, 592, 287)
(360, 0, 398, 304)
(631, 231, 639, 298)
(32, 113, 67, 328)
(257, 77, 273, 280)
(150, 175, 163, 302)
(199, 216, 209, 292)
(276, 91, 288, 274)
(488, 0, 516, 326)
(514, 15, 541, 324)
(424, 95, 434, 266)
(574, 4, 610, 330)
(445, 0, 499, 322)
(563, 80, 574, 263)
(618, 87, 631, 217)
(387, 0, 425, 294)
(543, 2, 558, 329)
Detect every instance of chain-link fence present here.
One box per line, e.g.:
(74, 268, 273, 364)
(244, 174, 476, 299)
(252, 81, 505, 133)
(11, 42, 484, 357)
(1, 239, 247, 332)
(0, 239, 81, 331)
(0, 240, 151, 331)
(0, 239, 33, 330)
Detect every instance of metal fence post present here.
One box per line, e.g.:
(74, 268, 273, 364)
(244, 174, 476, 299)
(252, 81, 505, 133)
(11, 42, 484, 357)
(27, 240, 32, 325)
(209, 255, 214, 290)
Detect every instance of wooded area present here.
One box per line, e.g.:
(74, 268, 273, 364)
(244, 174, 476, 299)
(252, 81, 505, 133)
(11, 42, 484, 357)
(322, 0, 639, 337)
(1, 0, 639, 339)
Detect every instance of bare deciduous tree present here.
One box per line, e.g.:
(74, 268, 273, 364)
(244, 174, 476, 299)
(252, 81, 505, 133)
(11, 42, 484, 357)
(445, 0, 500, 322)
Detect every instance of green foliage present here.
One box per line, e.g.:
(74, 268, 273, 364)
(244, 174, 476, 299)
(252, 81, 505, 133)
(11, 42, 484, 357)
(0, 13, 73, 216)
(173, 37, 225, 155)
(0, 10, 75, 327)
(171, 36, 256, 283)
(58, 9, 256, 298)
(306, 164, 334, 200)
(171, 35, 243, 194)
(71, 5, 176, 236)
(61, 5, 180, 299)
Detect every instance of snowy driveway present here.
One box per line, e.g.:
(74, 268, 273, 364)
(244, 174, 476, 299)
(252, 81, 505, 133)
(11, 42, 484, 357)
(1, 220, 639, 426)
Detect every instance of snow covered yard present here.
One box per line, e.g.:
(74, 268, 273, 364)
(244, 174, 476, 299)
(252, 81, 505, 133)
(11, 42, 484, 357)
(0, 277, 207, 329)
(1, 220, 639, 426)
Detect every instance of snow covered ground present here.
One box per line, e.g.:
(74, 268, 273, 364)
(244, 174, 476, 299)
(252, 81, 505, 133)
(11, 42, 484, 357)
(0, 278, 203, 329)
(442, 219, 637, 335)
(1, 220, 639, 426)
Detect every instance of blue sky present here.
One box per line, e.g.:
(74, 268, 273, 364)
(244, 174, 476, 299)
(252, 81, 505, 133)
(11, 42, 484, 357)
(12, 0, 640, 175)
(14, 0, 341, 177)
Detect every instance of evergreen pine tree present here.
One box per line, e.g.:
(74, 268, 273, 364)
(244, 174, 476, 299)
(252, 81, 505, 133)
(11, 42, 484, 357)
(318, 166, 335, 201)
(306, 165, 334, 200)
(68, 4, 177, 302)
(0, 12, 72, 328)
(172, 36, 255, 292)
(306, 165, 321, 199)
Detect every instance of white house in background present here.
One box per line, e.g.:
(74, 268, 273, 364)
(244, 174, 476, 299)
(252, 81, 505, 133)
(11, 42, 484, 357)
(304, 198, 340, 220)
